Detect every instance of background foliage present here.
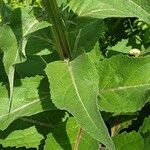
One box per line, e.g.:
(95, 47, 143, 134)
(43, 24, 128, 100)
(0, 0, 150, 150)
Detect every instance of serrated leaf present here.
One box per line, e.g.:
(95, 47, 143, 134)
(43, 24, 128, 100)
(87, 42, 104, 65)
(44, 117, 99, 150)
(98, 55, 150, 113)
(0, 76, 55, 131)
(45, 54, 115, 150)
(0, 126, 43, 148)
(0, 7, 50, 113)
(108, 39, 132, 54)
(68, 0, 150, 24)
(113, 131, 144, 150)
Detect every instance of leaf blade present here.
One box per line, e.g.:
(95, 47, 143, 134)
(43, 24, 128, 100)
(0, 25, 18, 113)
(0, 126, 43, 148)
(45, 55, 115, 150)
(113, 131, 144, 150)
(44, 117, 99, 150)
(68, 0, 150, 24)
(98, 55, 150, 113)
(0, 76, 55, 131)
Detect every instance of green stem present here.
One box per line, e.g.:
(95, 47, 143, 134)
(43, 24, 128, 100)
(42, 0, 71, 59)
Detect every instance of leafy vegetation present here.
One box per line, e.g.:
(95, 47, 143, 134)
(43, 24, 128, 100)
(0, 0, 150, 150)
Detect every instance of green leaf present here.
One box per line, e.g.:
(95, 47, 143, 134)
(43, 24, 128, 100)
(142, 132, 150, 150)
(143, 28, 150, 44)
(0, 7, 50, 113)
(113, 131, 144, 150)
(0, 26, 17, 75)
(9, 8, 50, 63)
(25, 27, 53, 56)
(44, 117, 99, 150)
(45, 54, 115, 150)
(16, 55, 47, 77)
(139, 116, 150, 150)
(68, 0, 150, 24)
(139, 116, 150, 134)
(0, 25, 18, 113)
(108, 39, 132, 54)
(68, 18, 106, 58)
(87, 42, 104, 65)
(0, 0, 12, 24)
(0, 54, 8, 83)
(0, 76, 55, 131)
(57, 0, 68, 7)
(98, 55, 150, 113)
(0, 126, 43, 148)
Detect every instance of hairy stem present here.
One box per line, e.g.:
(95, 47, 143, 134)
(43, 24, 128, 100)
(42, 0, 71, 59)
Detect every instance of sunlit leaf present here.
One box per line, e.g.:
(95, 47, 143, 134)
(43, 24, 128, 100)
(45, 54, 115, 150)
(98, 55, 150, 112)
(68, 0, 150, 24)
(0, 76, 55, 131)
(113, 131, 144, 150)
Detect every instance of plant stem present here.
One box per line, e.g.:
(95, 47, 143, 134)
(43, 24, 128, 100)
(111, 116, 120, 137)
(42, 0, 71, 59)
(74, 128, 83, 150)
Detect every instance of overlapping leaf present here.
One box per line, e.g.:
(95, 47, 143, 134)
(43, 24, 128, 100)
(98, 55, 150, 112)
(68, 18, 106, 58)
(108, 39, 132, 54)
(45, 54, 115, 150)
(0, 76, 55, 131)
(0, 8, 50, 113)
(68, 0, 150, 24)
(139, 116, 150, 149)
(0, 25, 17, 113)
(44, 117, 99, 150)
(113, 131, 144, 150)
(87, 42, 104, 65)
(9, 8, 50, 62)
(0, 126, 43, 148)
(139, 116, 150, 134)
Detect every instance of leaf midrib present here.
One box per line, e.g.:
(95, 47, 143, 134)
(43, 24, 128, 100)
(0, 95, 49, 120)
(78, 0, 150, 18)
(100, 83, 150, 93)
(23, 19, 38, 37)
(67, 61, 106, 136)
